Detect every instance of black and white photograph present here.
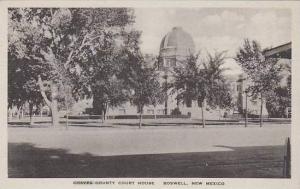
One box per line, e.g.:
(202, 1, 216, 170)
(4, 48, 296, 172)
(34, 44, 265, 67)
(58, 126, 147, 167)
(1, 0, 300, 188)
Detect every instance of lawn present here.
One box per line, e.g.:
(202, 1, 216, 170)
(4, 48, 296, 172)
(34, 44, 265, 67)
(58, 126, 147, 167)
(8, 122, 291, 178)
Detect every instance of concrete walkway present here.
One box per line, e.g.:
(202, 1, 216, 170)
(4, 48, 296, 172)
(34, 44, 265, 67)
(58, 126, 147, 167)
(8, 124, 290, 156)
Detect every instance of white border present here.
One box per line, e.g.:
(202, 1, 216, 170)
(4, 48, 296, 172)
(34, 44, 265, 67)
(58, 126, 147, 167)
(1, 1, 300, 189)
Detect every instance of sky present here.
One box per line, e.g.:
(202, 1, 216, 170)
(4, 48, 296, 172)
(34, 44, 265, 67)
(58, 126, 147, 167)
(133, 8, 291, 75)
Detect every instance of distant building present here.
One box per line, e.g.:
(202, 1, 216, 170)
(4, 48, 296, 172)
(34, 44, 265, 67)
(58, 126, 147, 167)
(236, 42, 291, 118)
(264, 42, 291, 59)
(158, 26, 195, 70)
(75, 28, 291, 119)
(155, 27, 233, 118)
(157, 27, 196, 115)
(105, 27, 225, 118)
(264, 42, 291, 88)
(77, 27, 239, 118)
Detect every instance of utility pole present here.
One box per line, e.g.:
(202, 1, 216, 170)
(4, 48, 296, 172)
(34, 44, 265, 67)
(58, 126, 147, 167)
(65, 85, 70, 130)
(245, 90, 248, 127)
(164, 71, 168, 115)
(260, 93, 263, 127)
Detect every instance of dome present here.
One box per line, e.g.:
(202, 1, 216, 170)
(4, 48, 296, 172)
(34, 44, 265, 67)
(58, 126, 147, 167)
(159, 27, 195, 56)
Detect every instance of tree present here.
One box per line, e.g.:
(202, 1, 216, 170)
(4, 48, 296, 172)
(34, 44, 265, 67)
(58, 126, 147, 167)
(120, 50, 162, 128)
(75, 30, 141, 123)
(171, 52, 232, 128)
(150, 84, 165, 120)
(265, 86, 291, 118)
(8, 8, 135, 126)
(133, 67, 161, 128)
(146, 56, 166, 119)
(8, 54, 28, 119)
(235, 39, 282, 127)
(8, 53, 43, 124)
(264, 61, 291, 118)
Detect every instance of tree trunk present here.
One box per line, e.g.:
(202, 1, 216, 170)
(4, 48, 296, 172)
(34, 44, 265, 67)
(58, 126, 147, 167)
(260, 94, 263, 127)
(29, 102, 34, 126)
(21, 105, 24, 119)
(101, 103, 107, 124)
(51, 99, 59, 127)
(102, 111, 105, 123)
(139, 112, 142, 129)
(8, 108, 13, 121)
(66, 102, 69, 130)
(38, 76, 59, 127)
(105, 103, 108, 121)
(51, 83, 59, 127)
(17, 107, 21, 119)
(245, 93, 248, 127)
(66, 110, 69, 129)
(201, 100, 206, 128)
(40, 104, 43, 117)
(154, 105, 157, 120)
(139, 107, 143, 129)
(16, 103, 22, 119)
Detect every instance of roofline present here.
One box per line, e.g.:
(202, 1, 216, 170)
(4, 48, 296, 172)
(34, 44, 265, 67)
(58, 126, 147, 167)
(263, 42, 291, 58)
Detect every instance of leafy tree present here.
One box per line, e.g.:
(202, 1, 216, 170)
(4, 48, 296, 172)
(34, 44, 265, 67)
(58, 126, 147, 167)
(265, 86, 291, 118)
(8, 53, 43, 124)
(235, 39, 282, 126)
(265, 61, 291, 118)
(76, 30, 141, 123)
(171, 52, 232, 127)
(149, 84, 165, 120)
(120, 50, 162, 128)
(8, 8, 135, 126)
(286, 63, 291, 96)
(8, 54, 27, 118)
(146, 56, 166, 119)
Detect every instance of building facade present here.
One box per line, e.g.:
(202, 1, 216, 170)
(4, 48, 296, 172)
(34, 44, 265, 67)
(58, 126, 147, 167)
(71, 27, 239, 119)
(156, 27, 233, 118)
(71, 27, 291, 119)
(236, 42, 291, 118)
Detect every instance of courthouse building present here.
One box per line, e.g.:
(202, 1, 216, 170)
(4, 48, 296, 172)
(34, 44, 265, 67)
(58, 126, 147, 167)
(103, 27, 239, 118)
(72, 27, 291, 119)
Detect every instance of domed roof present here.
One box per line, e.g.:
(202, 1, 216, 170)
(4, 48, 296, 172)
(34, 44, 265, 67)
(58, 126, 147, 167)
(160, 27, 195, 53)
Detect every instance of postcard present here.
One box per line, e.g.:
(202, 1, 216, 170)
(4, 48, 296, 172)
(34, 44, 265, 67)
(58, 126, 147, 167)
(0, 0, 300, 189)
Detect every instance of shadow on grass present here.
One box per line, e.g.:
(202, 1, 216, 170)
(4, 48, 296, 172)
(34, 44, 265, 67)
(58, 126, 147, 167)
(8, 143, 285, 178)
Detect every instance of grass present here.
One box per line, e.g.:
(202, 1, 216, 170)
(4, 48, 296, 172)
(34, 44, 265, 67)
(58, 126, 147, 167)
(8, 143, 285, 178)
(7, 121, 291, 178)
